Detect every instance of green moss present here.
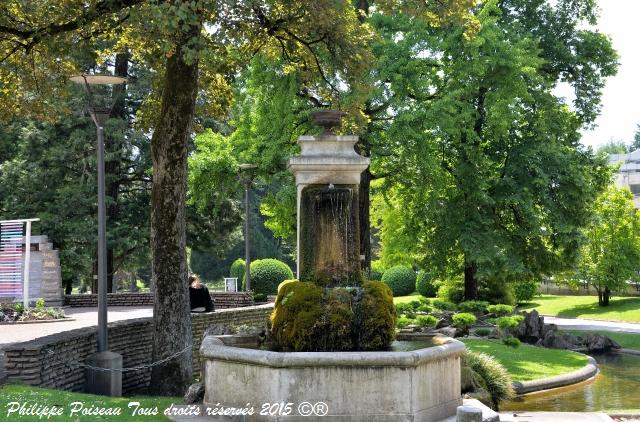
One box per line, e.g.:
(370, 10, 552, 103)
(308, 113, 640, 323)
(358, 281, 396, 350)
(270, 281, 396, 351)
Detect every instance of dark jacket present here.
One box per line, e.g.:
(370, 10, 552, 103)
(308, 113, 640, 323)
(189, 285, 215, 312)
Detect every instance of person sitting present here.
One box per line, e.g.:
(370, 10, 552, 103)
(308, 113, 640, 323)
(188, 274, 215, 313)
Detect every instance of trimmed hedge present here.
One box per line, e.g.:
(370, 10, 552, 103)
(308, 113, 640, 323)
(230, 258, 245, 287)
(249, 259, 294, 294)
(416, 271, 437, 297)
(382, 266, 416, 296)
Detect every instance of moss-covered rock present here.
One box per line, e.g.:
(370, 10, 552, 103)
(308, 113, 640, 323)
(270, 281, 396, 352)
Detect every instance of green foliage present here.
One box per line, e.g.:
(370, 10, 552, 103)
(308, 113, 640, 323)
(487, 304, 514, 317)
(35, 298, 46, 310)
(270, 281, 395, 351)
(14, 303, 24, 313)
(567, 186, 640, 306)
(229, 258, 246, 285)
(253, 293, 268, 303)
(462, 351, 514, 410)
(415, 314, 438, 329)
(453, 312, 477, 330)
(458, 301, 490, 315)
(249, 259, 294, 295)
(474, 328, 491, 337)
(416, 271, 437, 297)
(496, 315, 524, 332)
(437, 278, 465, 303)
(501, 336, 521, 348)
(513, 279, 539, 303)
(432, 299, 458, 312)
(408, 300, 424, 310)
(397, 316, 413, 329)
(381, 265, 416, 297)
(368, 268, 383, 281)
(479, 280, 516, 306)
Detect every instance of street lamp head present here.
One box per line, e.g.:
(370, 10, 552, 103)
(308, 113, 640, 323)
(239, 163, 258, 171)
(69, 74, 127, 85)
(70, 74, 128, 127)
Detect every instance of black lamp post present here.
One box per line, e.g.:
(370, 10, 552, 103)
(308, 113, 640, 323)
(70, 73, 126, 396)
(239, 163, 258, 291)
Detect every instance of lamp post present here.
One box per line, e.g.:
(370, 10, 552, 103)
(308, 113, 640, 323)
(239, 164, 258, 291)
(70, 73, 126, 396)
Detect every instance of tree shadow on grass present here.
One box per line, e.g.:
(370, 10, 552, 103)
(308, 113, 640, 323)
(555, 297, 640, 320)
(518, 302, 541, 310)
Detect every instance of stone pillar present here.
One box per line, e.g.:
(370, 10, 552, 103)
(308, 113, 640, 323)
(288, 134, 369, 286)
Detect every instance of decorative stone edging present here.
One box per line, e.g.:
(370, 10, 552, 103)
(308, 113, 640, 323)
(616, 348, 640, 356)
(0, 317, 75, 325)
(512, 355, 598, 394)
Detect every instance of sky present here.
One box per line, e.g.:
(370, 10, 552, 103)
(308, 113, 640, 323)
(576, 0, 640, 149)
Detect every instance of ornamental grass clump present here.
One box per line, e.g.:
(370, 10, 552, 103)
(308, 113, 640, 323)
(462, 351, 514, 410)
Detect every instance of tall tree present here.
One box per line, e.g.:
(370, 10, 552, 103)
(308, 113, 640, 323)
(374, 0, 617, 300)
(569, 186, 640, 306)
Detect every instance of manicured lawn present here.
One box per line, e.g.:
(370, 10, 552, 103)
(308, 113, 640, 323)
(393, 293, 422, 304)
(564, 330, 640, 351)
(519, 295, 640, 323)
(462, 338, 589, 382)
(0, 384, 180, 421)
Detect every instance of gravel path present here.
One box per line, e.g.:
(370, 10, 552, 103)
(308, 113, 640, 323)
(543, 316, 640, 334)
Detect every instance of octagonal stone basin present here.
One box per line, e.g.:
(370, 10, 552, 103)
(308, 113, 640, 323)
(200, 334, 464, 421)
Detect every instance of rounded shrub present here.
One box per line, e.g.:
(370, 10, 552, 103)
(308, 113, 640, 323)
(229, 258, 245, 286)
(452, 312, 477, 330)
(432, 299, 457, 312)
(496, 315, 524, 333)
(397, 316, 413, 329)
(416, 314, 438, 329)
(249, 259, 294, 294)
(487, 304, 514, 317)
(502, 336, 521, 348)
(458, 300, 490, 315)
(437, 278, 464, 303)
(382, 266, 416, 297)
(416, 271, 437, 297)
(462, 351, 514, 410)
(368, 268, 383, 281)
(513, 279, 539, 303)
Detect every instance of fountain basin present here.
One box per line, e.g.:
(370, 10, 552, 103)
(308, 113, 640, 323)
(200, 334, 465, 421)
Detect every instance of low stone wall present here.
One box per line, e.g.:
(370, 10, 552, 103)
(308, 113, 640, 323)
(1, 304, 273, 394)
(63, 292, 254, 309)
(539, 281, 640, 297)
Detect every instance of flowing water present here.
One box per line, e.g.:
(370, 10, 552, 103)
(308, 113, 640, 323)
(504, 353, 640, 411)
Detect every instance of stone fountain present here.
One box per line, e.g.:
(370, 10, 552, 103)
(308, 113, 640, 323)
(200, 111, 464, 421)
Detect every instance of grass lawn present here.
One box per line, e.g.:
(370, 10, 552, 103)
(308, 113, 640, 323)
(462, 338, 589, 382)
(0, 384, 181, 421)
(519, 295, 640, 323)
(563, 330, 640, 351)
(393, 293, 422, 304)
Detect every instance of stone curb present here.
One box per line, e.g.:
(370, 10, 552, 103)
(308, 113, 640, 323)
(512, 355, 598, 394)
(616, 348, 640, 356)
(0, 317, 76, 325)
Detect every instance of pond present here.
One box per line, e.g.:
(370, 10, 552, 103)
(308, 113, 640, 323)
(504, 353, 640, 412)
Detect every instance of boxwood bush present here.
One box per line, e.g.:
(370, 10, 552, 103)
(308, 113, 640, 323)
(382, 266, 416, 296)
(458, 300, 490, 315)
(416, 271, 437, 297)
(416, 315, 438, 328)
(249, 259, 294, 294)
(230, 258, 245, 286)
(452, 312, 477, 330)
(487, 304, 514, 317)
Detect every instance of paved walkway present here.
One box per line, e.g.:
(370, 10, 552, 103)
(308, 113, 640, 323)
(543, 316, 640, 334)
(0, 306, 153, 346)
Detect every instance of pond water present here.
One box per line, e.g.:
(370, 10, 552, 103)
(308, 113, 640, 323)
(504, 353, 640, 412)
(390, 340, 438, 351)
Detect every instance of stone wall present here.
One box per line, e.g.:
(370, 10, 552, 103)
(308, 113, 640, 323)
(63, 292, 254, 309)
(1, 304, 273, 394)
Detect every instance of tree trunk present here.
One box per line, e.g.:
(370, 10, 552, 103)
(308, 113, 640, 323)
(464, 262, 479, 300)
(148, 37, 199, 396)
(597, 288, 604, 306)
(603, 286, 611, 306)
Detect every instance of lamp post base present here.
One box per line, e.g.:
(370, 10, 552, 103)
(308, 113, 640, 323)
(84, 351, 123, 396)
